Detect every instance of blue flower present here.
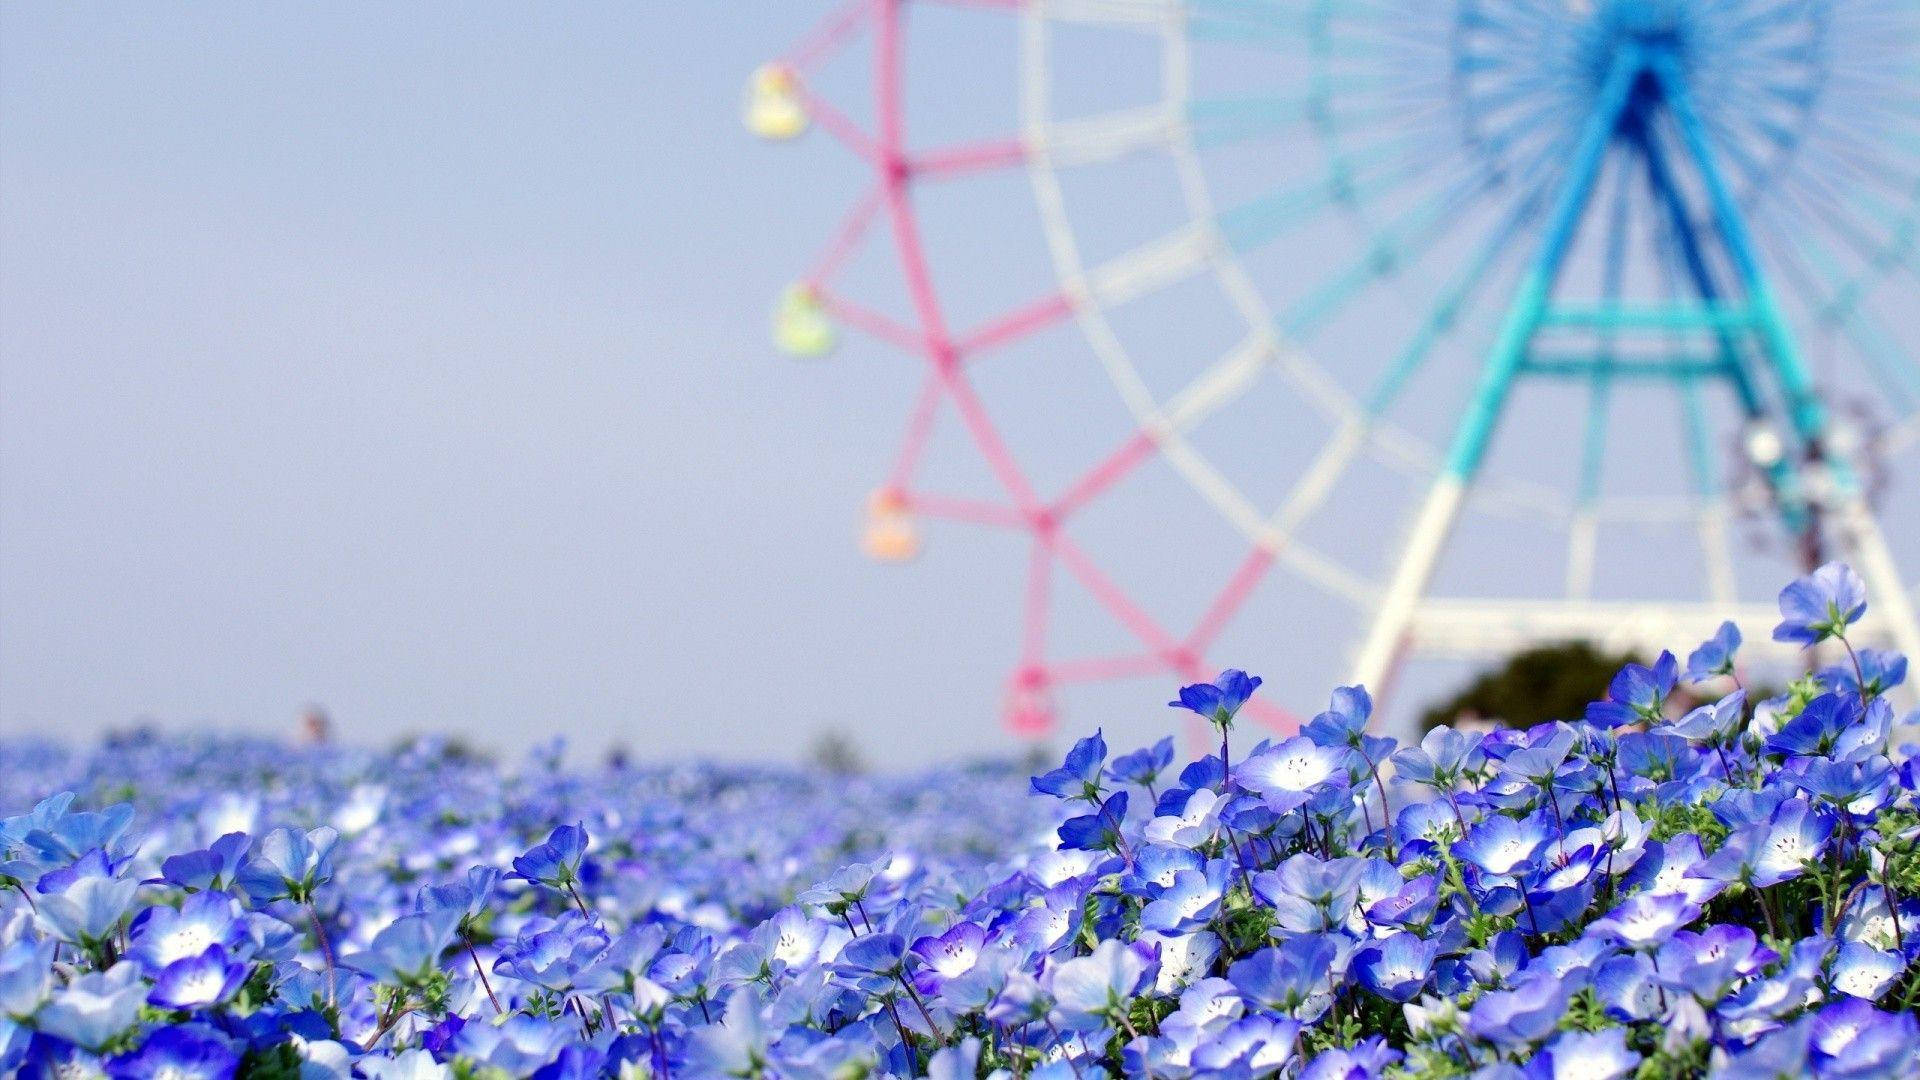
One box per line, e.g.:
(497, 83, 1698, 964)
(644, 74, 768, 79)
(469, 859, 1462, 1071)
(1169, 670, 1263, 728)
(1030, 731, 1109, 802)
(1238, 736, 1347, 811)
(34, 876, 138, 950)
(1773, 561, 1867, 646)
(1107, 737, 1174, 790)
(908, 922, 985, 996)
(1827, 941, 1902, 1001)
(344, 912, 457, 988)
(1585, 652, 1678, 727)
(509, 824, 589, 891)
(34, 964, 146, 1051)
(1046, 939, 1152, 1030)
(105, 1025, 240, 1080)
(1139, 860, 1229, 934)
(1350, 932, 1438, 1003)
(1226, 936, 1341, 1022)
(1663, 690, 1745, 748)
(235, 826, 338, 904)
(1057, 791, 1128, 853)
(1685, 620, 1742, 683)
(128, 891, 249, 973)
(147, 946, 248, 1011)
(1812, 998, 1920, 1077)
(1821, 647, 1908, 698)
(1464, 970, 1568, 1048)
(1251, 854, 1363, 934)
(1452, 813, 1549, 878)
(1587, 892, 1699, 950)
(1524, 1029, 1638, 1080)
(157, 832, 249, 893)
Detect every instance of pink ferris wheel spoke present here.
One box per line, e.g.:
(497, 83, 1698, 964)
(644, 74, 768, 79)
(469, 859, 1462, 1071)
(758, 0, 1304, 737)
(952, 292, 1075, 361)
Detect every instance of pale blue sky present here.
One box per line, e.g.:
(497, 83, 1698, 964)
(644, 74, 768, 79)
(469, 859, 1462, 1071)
(3, 3, 1912, 764)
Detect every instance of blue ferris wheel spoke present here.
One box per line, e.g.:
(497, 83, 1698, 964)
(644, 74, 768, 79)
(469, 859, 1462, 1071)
(1362, 176, 1557, 419)
(1211, 130, 1458, 252)
(1756, 206, 1920, 412)
(1278, 153, 1511, 340)
(1281, 93, 1588, 349)
(1572, 153, 1640, 509)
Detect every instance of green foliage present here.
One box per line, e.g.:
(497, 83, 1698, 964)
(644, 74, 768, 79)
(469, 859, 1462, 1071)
(237, 1043, 306, 1080)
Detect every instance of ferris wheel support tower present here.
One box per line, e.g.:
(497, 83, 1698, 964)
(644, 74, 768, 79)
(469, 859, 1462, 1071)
(1351, 27, 1920, 697)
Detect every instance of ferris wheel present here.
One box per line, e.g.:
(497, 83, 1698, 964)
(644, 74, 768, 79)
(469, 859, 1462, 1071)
(750, 0, 1920, 736)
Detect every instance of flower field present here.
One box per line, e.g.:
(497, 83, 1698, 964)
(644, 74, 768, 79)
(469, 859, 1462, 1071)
(4, 564, 1919, 1078)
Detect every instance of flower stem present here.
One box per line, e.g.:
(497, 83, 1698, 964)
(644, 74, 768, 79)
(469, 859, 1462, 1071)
(466, 940, 502, 1013)
(304, 900, 337, 1007)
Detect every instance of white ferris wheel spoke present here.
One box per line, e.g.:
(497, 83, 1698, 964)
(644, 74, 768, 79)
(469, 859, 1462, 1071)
(1032, 105, 1179, 168)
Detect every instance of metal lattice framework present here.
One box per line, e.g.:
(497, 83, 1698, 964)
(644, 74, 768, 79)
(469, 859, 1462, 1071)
(753, 0, 1920, 736)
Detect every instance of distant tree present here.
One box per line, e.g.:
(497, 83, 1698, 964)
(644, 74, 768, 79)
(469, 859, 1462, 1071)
(1419, 641, 1642, 732)
(809, 728, 868, 776)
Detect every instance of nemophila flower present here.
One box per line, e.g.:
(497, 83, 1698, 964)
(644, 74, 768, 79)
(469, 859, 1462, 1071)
(5, 565, 1920, 1080)
(1585, 651, 1678, 728)
(345, 912, 457, 989)
(105, 1025, 240, 1080)
(35, 875, 138, 950)
(1142, 787, 1224, 849)
(1238, 736, 1346, 812)
(1365, 873, 1438, 929)
(34, 964, 146, 1051)
(1686, 620, 1743, 683)
(1811, 998, 1920, 1077)
(1827, 941, 1902, 1001)
(1774, 561, 1867, 646)
(1453, 812, 1548, 878)
(235, 825, 338, 904)
(1046, 939, 1151, 1030)
(1784, 755, 1896, 816)
(1139, 929, 1219, 993)
(1107, 737, 1174, 790)
(1056, 791, 1128, 854)
(418, 865, 503, 932)
(148, 946, 248, 1011)
(358, 1049, 455, 1080)
(1765, 691, 1867, 760)
(796, 858, 888, 919)
(1389, 726, 1481, 790)
(1350, 932, 1438, 1003)
(1031, 730, 1110, 803)
(1526, 1028, 1639, 1080)
(1821, 646, 1907, 698)
(1301, 1038, 1401, 1080)
(452, 1014, 576, 1076)
(1253, 854, 1363, 934)
(1226, 936, 1343, 1022)
(1664, 689, 1746, 748)
(1168, 669, 1262, 729)
(127, 890, 248, 972)
(510, 823, 589, 891)
(1186, 1014, 1301, 1074)
(1588, 892, 1699, 950)
(157, 832, 249, 893)
(1618, 836, 1720, 904)
(1139, 860, 1228, 933)
(908, 922, 984, 996)
(1465, 970, 1569, 1048)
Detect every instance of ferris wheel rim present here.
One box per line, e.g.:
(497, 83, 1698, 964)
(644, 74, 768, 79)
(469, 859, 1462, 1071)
(1019, 0, 1920, 619)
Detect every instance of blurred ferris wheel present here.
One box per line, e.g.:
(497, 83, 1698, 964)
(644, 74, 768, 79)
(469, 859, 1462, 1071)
(750, 0, 1920, 736)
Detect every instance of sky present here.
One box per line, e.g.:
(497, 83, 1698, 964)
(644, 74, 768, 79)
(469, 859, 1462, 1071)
(4, 3, 1915, 766)
(0, 2, 1135, 766)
